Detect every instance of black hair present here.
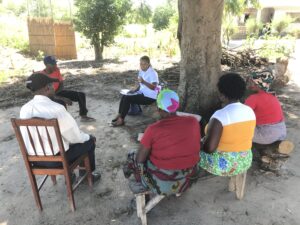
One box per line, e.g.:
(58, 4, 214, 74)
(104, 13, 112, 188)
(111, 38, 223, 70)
(217, 73, 246, 100)
(140, 55, 150, 64)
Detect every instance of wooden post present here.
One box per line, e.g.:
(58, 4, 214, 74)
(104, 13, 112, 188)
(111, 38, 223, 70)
(235, 172, 247, 200)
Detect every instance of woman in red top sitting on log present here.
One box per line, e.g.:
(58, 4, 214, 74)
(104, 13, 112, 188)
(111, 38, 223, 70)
(245, 70, 293, 154)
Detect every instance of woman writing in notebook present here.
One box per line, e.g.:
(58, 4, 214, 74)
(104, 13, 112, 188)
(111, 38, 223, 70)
(111, 56, 159, 127)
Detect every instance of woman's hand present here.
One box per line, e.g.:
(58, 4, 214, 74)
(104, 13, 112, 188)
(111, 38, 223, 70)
(138, 76, 144, 84)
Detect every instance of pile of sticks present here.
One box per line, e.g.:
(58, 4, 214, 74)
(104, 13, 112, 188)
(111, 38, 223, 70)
(221, 48, 269, 70)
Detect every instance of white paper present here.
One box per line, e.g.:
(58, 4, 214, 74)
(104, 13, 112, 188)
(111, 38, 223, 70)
(120, 89, 138, 96)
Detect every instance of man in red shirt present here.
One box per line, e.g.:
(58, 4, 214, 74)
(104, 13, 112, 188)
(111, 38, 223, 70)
(42, 56, 95, 122)
(123, 89, 201, 195)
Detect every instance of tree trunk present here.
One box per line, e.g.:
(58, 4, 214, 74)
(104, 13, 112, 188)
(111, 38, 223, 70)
(94, 42, 103, 61)
(177, 0, 224, 121)
(92, 33, 103, 61)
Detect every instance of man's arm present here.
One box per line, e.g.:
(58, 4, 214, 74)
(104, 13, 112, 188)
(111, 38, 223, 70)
(57, 108, 90, 144)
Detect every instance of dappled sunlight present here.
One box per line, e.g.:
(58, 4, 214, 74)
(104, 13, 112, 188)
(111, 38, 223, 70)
(85, 125, 96, 131)
(286, 111, 299, 119)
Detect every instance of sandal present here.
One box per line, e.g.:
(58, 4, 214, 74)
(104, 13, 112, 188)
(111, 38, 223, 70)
(111, 117, 125, 126)
(111, 120, 125, 127)
(111, 115, 121, 123)
(81, 116, 96, 122)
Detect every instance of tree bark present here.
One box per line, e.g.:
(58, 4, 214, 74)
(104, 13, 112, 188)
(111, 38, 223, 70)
(177, 0, 224, 120)
(92, 33, 103, 61)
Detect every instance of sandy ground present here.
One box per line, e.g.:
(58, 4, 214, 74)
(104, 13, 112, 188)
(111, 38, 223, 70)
(0, 44, 300, 225)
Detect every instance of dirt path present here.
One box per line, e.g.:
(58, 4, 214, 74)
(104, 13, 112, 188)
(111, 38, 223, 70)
(0, 52, 299, 225)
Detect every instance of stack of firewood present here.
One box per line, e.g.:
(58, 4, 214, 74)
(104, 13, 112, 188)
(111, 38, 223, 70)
(221, 48, 269, 70)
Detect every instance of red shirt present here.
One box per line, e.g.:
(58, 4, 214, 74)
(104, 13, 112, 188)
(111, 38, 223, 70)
(42, 67, 63, 91)
(141, 115, 201, 170)
(245, 90, 284, 125)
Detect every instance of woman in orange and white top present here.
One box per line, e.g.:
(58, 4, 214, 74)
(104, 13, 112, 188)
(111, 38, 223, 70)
(199, 73, 256, 176)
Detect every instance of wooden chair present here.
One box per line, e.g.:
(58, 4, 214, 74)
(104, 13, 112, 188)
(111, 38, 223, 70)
(11, 118, 93, 211)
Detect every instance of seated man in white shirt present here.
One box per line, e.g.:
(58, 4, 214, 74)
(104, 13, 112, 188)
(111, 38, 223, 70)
(22, 73, 100, 181)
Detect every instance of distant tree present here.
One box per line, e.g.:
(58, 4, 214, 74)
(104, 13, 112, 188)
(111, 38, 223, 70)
(224, 0, 259, 16)
(152, 4, 175, 31)
(30, 0, 50, 17)
(74, 0, 131, 61)
(6, 1, 26, 16)
(130, 1, 152, 24)
(222, 0, 260, 46)
(272, 15, 294, 35)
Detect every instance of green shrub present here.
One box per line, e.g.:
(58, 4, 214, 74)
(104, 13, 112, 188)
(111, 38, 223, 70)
(222, 15, 238, 46)
(272, 15, 294, 35)
(152, 5, 174, 31)
(0, 14, 29, 52)
(289, 27, 300, 38)
(0, 70, 10, 83)
(245, 18, 262, 36)
(257, 36, 295, 61)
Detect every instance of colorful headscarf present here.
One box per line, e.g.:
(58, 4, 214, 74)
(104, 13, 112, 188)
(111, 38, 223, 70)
(157, 89, 179, 113)
(250, 70, 274, 91)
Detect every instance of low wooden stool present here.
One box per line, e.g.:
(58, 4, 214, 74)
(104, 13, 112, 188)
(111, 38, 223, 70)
(228, 171, 247, 200)
(136, 191, 165, 225)
(253, 140, 294, 172)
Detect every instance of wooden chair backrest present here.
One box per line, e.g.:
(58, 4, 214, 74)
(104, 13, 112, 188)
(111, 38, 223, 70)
(11, 118, 67, 165)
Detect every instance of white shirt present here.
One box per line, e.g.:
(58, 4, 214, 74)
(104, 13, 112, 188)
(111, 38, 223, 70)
(138, 66, 159, 99)
(211, 102, 256, 126)
(20, 95, 90, 155)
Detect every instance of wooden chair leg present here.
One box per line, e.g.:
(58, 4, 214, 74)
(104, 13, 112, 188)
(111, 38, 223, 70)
(228, 176, 236, 192)
(84, 156, 93, 188)
(136, 194, 147, 225)
(235, 172, 247, 200)
(28, 172, 43, 211)
(144, 195, 165, 214)
(51, 175, 57, 185)
(65, 171, 76, 211)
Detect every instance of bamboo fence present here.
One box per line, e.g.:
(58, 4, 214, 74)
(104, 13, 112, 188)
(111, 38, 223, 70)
(27, 17, 77, 59)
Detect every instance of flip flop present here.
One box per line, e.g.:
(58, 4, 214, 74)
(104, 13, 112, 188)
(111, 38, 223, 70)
(111, 115, 121, 123)
(111, 120, 125, 127)
(81, 116, 96, 122)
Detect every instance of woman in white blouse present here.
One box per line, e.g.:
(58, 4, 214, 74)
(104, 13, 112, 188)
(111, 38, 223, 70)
(112, 56, 159, 126)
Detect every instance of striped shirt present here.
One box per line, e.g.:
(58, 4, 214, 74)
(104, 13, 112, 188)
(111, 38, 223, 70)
(211, 102, 256, 152)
